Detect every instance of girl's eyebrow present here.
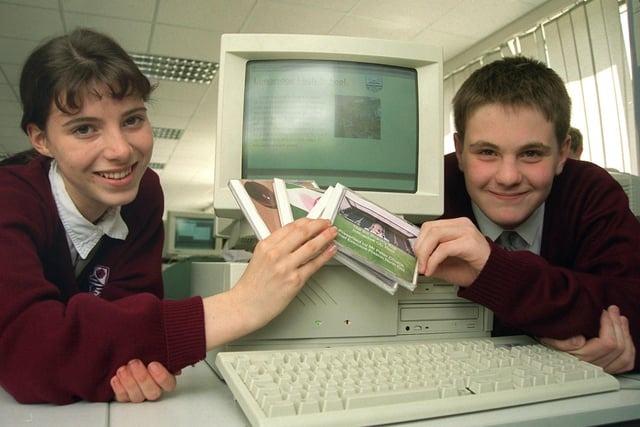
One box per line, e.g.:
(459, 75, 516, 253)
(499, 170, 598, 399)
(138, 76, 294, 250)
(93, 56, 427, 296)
(62, 116, 100, 128)
(122, 107, 147, 117)
(61, 107, 147, 128)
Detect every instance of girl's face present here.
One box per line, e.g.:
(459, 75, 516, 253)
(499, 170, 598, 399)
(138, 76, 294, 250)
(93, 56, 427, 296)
(28, 85, 153, 222)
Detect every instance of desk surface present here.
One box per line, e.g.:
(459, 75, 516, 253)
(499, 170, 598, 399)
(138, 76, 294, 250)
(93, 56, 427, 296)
(2, 362, 639, 427)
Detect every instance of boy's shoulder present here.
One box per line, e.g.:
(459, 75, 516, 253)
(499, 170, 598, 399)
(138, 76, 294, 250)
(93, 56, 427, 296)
(553, 158, 618, 193)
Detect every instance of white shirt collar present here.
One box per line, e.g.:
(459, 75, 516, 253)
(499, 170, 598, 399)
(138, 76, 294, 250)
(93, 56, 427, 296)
(472, 202, 544, 254)
(49, 160, 128, 260)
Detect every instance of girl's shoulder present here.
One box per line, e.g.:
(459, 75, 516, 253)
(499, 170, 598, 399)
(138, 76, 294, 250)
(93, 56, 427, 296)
(0, 156, 53, 205)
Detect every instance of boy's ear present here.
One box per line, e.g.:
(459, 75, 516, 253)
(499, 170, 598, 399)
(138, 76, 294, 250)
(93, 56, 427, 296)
(26, 123, 52, 157)
(454, 132, 464, 171)
(555, 135, 571, 175)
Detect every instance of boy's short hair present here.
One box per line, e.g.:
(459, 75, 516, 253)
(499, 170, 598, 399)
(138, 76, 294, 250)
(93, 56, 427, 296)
(452, 56, 571, 147)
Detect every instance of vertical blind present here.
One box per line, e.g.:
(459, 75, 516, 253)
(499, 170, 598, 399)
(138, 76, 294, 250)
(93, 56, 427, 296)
(443, 0, 637, 174)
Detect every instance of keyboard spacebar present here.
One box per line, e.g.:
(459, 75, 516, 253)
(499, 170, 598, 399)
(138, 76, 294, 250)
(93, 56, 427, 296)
(345, 387, 441, 409)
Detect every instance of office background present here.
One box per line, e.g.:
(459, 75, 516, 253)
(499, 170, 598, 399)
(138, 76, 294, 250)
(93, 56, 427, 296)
(0, 0, 636, 218)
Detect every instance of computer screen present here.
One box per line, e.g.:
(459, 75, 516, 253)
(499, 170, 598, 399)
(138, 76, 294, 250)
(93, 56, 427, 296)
(214, 34, 443, 221)
(243, 60, 418, 192)
(164, 211, 223, 258)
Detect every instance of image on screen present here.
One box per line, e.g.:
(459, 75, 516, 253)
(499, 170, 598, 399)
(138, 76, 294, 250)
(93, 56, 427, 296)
(174, 217, 215, 250)
(242, 60, 418, 192)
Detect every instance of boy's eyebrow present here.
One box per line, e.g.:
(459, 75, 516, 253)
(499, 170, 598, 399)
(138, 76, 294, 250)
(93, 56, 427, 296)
(61, 107, 147, 128)
(520, 142, 553, 154)
(468, 141, 499, 149)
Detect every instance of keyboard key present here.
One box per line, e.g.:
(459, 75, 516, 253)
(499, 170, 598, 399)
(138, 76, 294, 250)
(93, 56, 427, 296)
(345, 387, 440, 409)
(266, 401, 296, 417)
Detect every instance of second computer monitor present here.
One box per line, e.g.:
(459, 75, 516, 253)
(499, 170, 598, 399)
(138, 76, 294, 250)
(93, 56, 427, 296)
(214, 34, 443, 221)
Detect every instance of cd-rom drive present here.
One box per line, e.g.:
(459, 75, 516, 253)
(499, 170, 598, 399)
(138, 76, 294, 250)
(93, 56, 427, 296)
(398, 304, 483, 335)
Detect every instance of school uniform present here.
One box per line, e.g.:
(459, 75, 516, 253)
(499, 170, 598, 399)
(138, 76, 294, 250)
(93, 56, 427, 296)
(0, 156, 205, 403)
(443, 153, 640, 370)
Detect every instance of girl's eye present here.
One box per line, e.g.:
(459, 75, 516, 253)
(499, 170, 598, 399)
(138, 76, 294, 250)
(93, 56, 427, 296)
(123, 115, 145, 127)
(73, 124, 95, 136)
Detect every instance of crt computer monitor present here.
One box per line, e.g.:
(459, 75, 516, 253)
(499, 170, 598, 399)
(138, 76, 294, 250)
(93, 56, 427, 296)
(164, 210, 223, 258)
(213, 34, 443, 222)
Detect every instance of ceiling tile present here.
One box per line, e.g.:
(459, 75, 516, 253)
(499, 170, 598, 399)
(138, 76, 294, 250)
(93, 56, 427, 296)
(0, 100, 21, 116)
(242, 0, 343, 34)
(1, 0, 58, 9)
(152, 139, 178, 155)
(187, 115, 217, 134)
(148, 99, 198, 118)
(64, 13, 152, 53)
(413, 28, 475, 61)
(330, 15, 421, 40)
(1, 64, 21, 85)
(0, 137, 30, 153)
(429, 0, 538, 40)
(0, 84, 18, 102)
(153, 80, 207, 102)
(0, 125, 23, 138)
(150, 25, 221, 62)
(62, 0, 156, 21)
(180, 130, 216, 144)
(0, 3, 64, 41)
(147, 113, 189, 130)
(157, 0, 255, 32)
(270, 0, 359, 13)
(0, 114, 21, 128)
(350, 0, 462, 29)
(0, 38, 39, 65)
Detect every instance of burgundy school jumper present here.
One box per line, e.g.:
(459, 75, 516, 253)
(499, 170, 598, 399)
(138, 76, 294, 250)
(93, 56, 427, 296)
(0, 156, 206, 403)
(443, 153, 640, 370)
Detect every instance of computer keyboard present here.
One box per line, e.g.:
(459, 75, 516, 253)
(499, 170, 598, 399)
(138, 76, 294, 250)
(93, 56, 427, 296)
(215, 336, 620, 426)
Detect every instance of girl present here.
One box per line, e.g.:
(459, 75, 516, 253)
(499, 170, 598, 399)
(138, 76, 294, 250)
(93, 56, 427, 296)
(0, 28, 337, 404)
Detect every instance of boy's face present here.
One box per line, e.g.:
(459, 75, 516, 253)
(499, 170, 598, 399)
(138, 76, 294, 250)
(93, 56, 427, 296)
(454, 103, 570, 229)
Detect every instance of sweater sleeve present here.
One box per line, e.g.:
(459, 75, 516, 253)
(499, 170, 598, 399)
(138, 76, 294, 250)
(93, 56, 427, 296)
(0, 172, 206, 404)
(458, 166, 640, 370)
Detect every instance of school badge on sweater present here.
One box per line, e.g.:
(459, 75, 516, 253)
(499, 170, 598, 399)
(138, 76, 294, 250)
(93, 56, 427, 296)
(88, 265, 110, 296)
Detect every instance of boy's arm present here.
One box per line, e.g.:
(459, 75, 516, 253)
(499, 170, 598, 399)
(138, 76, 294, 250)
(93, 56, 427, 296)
(414, 196, 640, 370)
(539, 305, 636, 374)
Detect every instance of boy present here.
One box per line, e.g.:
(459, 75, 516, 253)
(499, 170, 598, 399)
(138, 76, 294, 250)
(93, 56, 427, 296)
(415, 57, 639, 373)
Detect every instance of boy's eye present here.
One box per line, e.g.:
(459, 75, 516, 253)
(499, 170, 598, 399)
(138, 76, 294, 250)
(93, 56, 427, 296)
(521, 150, 543, 159)
(478, 149, 496, 156)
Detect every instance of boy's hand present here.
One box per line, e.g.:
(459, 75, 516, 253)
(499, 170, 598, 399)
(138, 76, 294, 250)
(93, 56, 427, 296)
(110, 360, 179, 403)
(539, 305, 636, 374)
(414, 217, 490, 287)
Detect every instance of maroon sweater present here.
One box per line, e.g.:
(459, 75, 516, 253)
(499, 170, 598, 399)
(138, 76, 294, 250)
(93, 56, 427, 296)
(0, 157, 206, 403)
(443, 154, 640, 369)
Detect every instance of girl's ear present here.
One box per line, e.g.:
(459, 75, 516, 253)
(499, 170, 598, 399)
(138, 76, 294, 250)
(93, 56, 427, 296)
(27, 123, 52, 157)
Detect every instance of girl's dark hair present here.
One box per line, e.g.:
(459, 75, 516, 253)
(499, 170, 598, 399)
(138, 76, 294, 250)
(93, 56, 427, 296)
(20, 27, 153, 133)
